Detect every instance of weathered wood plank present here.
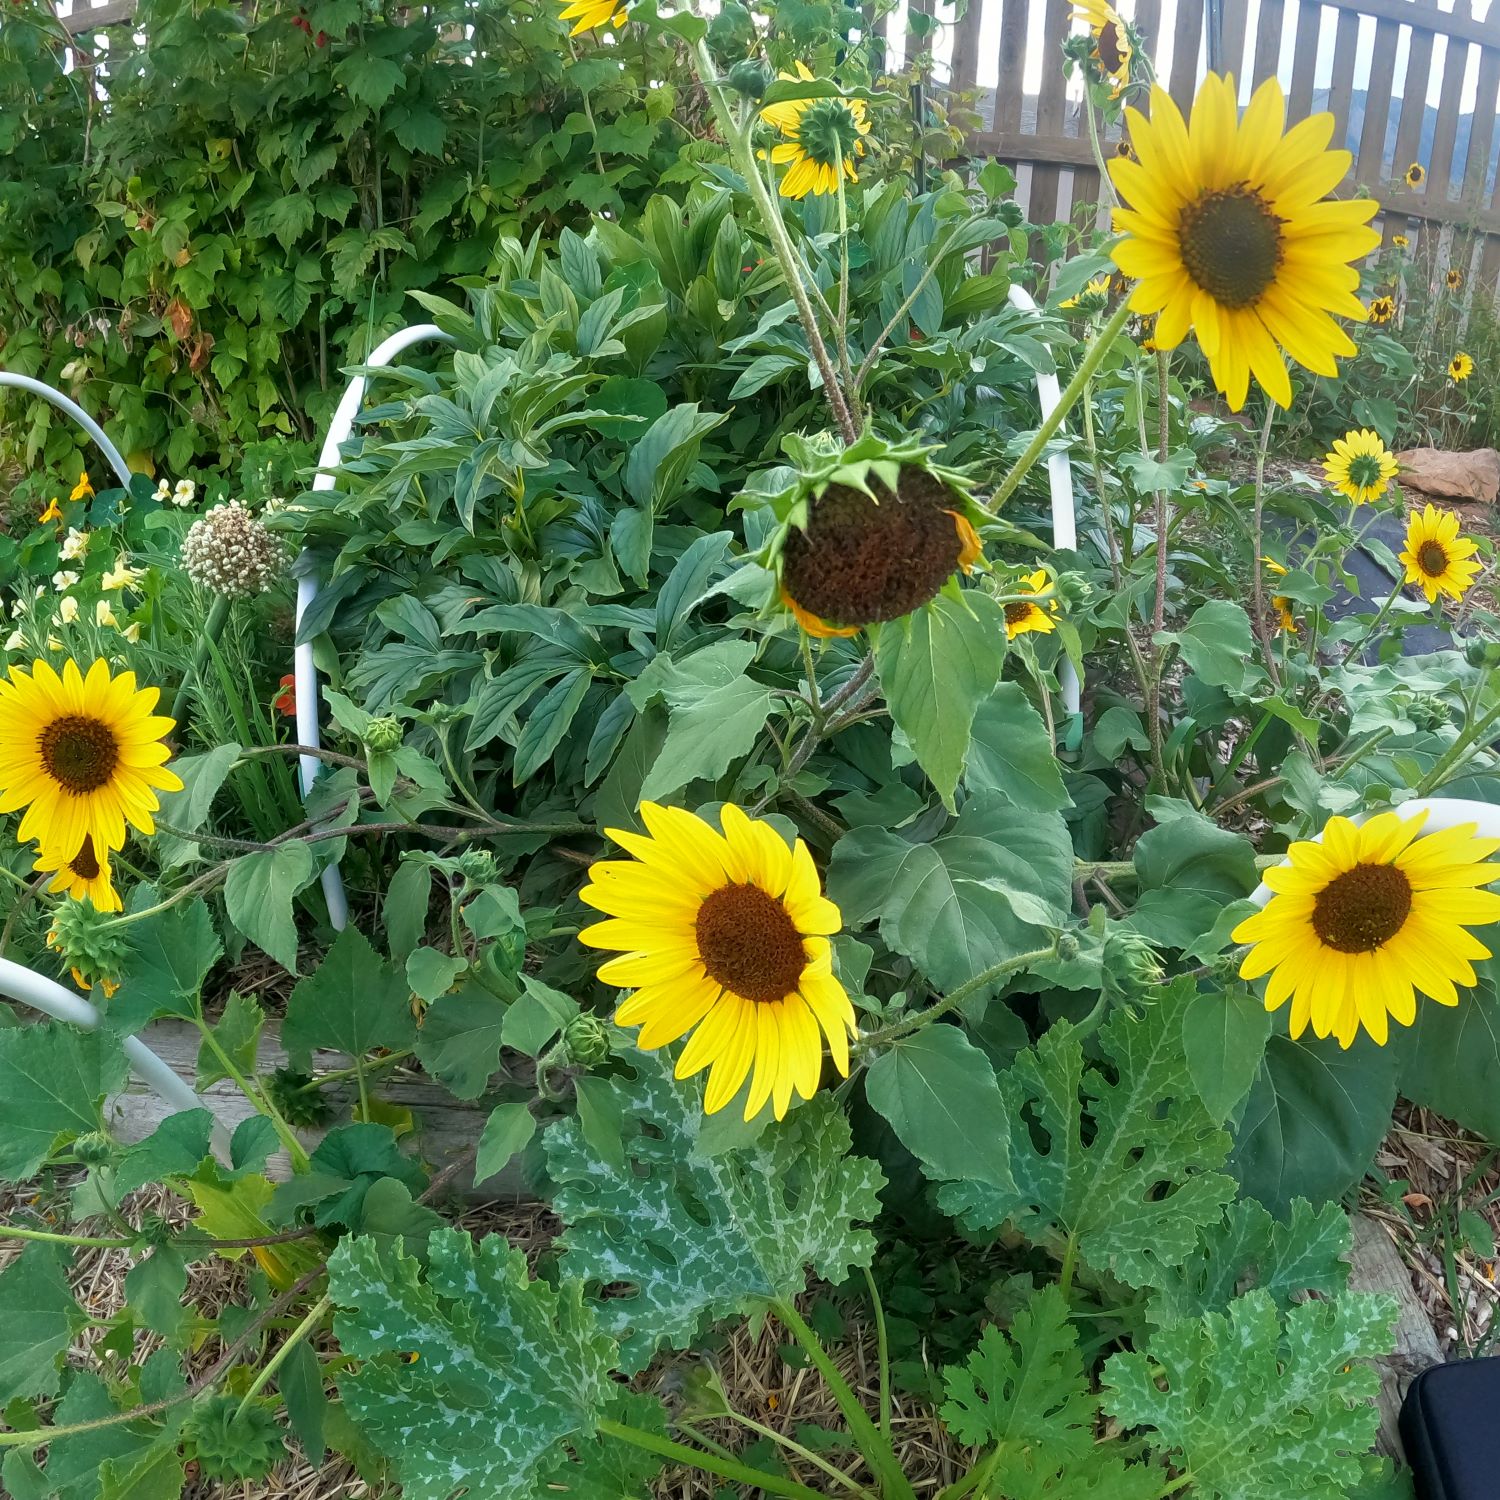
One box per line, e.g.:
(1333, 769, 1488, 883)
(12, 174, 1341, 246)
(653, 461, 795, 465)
(1168, 0, 1205, 106)
(1251, 0, 1284, 86)
(1462, 44, 1500, 207)
(58, 0, 137, 32)
(1356, 16, 1403, 189)
(992, 0, 1029, 136)
(948, 0, 986, 92)
(1218, 0, 1249, 81)
(1287, 0, 1325, 119)
(1392, 23, 1436, 187)
(1027, 0, 1072, 229)
(1325, 7, 1364, 159)
(1319, 0, 1499, 51)
(1426, 36, 1471, 201)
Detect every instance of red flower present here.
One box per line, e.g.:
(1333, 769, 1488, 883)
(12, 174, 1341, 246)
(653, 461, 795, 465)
(272, 674, 297, 717)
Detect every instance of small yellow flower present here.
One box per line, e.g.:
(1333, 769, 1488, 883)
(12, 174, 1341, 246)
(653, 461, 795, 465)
(39, 497, 63, 524)
(121, 622, 142, 644)
(1003, 570, 1059, 640)
(59, 527, 89, 563)
(1261, 557, 1296, 634)
(51, 570, 80, 592)
(760, 63, 872, 199)
(1059, 276, 1113, 311)
(57, 597, 80, 626)
(70, 471, 94, 502)
(1367, 295, 1396, 325)
(1405, 162, 1426, 188)
(556, 0, 626, 35)
(1400, 504, 1481, 603)
(1447, 268, 1464, 291)
(1073, 0, 1132, 88)
(1391, 234, 1409, 249)
(94, 600, 121, 630)
(101, 556, 143, 591)
(1450, 351, 1475, 383)
(1323, 428, 1399, 506)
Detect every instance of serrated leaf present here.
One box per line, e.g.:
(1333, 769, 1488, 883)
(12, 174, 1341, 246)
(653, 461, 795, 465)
(1400, 962, 1500, 1142)
(1143, 1198, 1352, 1327)
(196, 992, 264, 1090)
(1102, 1290, 1395, 1500)
(414, 982, 507, 1099)
(115, 1110, 215, 1196)
(637, 656, 773, 803)
(107, 897, 222, 1034)
(0, 1024, 128, 1182)
(329, 1229, 622, 1500)
(383, 859, 433, 962)
(282, 926, 417, 1068)
(224, 844, 316, 971)
(0, 1246, 84, 1405)
(937, 981, 1236, 1287)
(1181, 985, 1272, 1125)
(153, 742, 242, 866)
(123, 1249, 187, 1341)
(546, 1054, 884, 1373)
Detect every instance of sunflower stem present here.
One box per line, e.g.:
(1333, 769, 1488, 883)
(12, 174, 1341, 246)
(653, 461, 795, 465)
(690, 39, 858, 445)
(169, 593, 232, 728)
(234, 1294, 331, 1420)
(852, 220, 966, 393)
(988, 298, 1133, 514)
(1416, 694, 1500, 796)
(1249, 402, 1285, 695)
(1082, 84, 1117, 212)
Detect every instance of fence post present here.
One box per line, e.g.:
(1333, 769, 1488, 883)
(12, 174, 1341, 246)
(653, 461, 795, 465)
(1203, 0, 1223, 74)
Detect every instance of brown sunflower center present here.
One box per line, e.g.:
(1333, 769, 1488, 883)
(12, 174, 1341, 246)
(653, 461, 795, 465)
(38, 715, 119, 794)
(1096, 20, 1124, 74)
(1418, 540, 1449, 577)
(1311, 862, 1412, 953)
(780, 467, 969, 630)
(1177, 184, 1285, 309)
(1004, 601, 1034, 626)
(696, 883, 806, 1004)
(71, 837, 101, 880)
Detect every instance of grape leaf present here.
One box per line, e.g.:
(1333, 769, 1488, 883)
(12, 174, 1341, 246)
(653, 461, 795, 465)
(328, 1229, 623, 1500)
(282, 925, 416, 1067)
(1103, 1290, 1395, 1500)
(0, 1023, 128, 1182)
(546, 1054, 884, 1373)
(0, 1245, 84, 1404)
(937, 982, 1236, 1287)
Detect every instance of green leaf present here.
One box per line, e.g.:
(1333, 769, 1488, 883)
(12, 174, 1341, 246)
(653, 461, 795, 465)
(0, 1024, 128, 1182)
(1102, 1290, 1394, 1500)
(1230, 1033, 1399, 1215)
(1400, 964, 1500, 1141)
(864, 1027, 1013, 1193)
(414, 981, 507, 1099)
(282, 926, 417, 1069)
(153, 742, 242, 866)
(115, 1110, 215, 1195)
(383, 859, 433, 963)
(224, 844, 316, 972)
(279, 1338, 327, 1466)
(123, 1249, 187, 1341)
(872, 592, 1008, 809)
(98, 1446, 184, 1500)
(938, 981, 1236, 1287)
(1181, 985, 1272, 1125)
(0, 1246, 83, 1405)
(333, 53, 405, 108)
(827, 792, 1073, 994)
(1143, 1198, 1352, 1328)
(514, 668, 593, 784)
(546, 1054, 884, 1373)
(1128, 808, 1258, 949)
(406, 947, 467, 1003)
(501, 976, 577, 1058)
(623, 404, 724, 510)
(1157, 599, 1266, 696)
(328, 1229, 623, 1500)
(195, 992, 263, 1091)
(107, 897, 221, 1034)
(475, 1103, 536, 1187)
(966, 682, 1071, 813)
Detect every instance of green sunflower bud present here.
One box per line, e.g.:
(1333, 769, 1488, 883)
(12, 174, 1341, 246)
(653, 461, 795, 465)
(1054, 931, 1081, 963)
(725, 58, 771, 99)
(1102, 929, 1165, 1001)
(362, 716, 403, 752)
(264, 1065, 334, 1129)
(47, 897, 130, 997)
(1466, 641, 1500, 668)
(181, 1396, 284, 1482)
(1406, 693, 1452, 731)
(456, 850, 499, 886)
(72, 1130, 114, 1166)
(563, 1013, 611, 1066)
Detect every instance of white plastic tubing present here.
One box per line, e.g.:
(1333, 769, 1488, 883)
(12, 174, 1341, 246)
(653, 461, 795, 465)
(294, 323, 458, 932)
(0, 372, 134, 491)
(1005, 283, 1081, 716)
(1247, 798, 1500, 908)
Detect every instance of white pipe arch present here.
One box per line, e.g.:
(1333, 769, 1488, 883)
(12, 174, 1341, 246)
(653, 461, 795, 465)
(0, 372, 134, 491)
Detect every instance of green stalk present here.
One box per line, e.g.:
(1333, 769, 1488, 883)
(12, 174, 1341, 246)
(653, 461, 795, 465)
(194, 1016, 312, 1173)
(596, 1418, 827, 1500)
(1416, 695, 1500, 795)
(861, 1265, 892, 1443)
(234, 1294, 331, 1419)
(168, 593, 232, 728)
(771, 1298, 917, 1500)
(988, 298, 1134, 514)
(0, 1223, 134, 1249)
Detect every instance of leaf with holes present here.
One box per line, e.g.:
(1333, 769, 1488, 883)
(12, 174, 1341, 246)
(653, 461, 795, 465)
(546, 1053, 884, 1373)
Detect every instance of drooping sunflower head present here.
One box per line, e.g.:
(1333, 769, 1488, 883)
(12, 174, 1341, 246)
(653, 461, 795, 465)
(1322, 428, 1399, 506)
(33, 835, 121, 913)
(764, 430, 985, 638)
(1367, 294, 1396, 325)
(1391, 233, 1409, 249)
(1109, 74, 1381, 411)
(1399, 504, 1481, 603)
(1059, 276, 1114, 313)
(1002, 569, 1059, 640)
(579, 801, 858, 1121)
(760, 63, 871, 199)
(1450, 351, 1475, 382)
(1234, 810, 1500, 1048)
(1447, 268, 1464, 291)
(1405, 162, 1426, 188)
(1261, 556, 1296, 634)
(1072, 0, 1132, 87)
(0, 659, 183, 859)
(556, 0, 626, 36)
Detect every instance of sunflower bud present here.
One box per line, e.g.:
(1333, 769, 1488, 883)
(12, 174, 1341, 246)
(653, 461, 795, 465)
(456, 850, 499, 886)
(362, 716, 403, 753)
(72, 1130, 114, 1166)
(1054, 931, 1081, 963)
(1468, 641, 1500, 668)
(1102, 929, 1165, 1001)
(180, 501, 290, 599)
(264, 1065, 334, 1129)
(725, 58, 771, 99)
(1406, 693, 1452, 731)
(47, 897, 129, 996)
(563, 1013, 611, 1066)
(181, 1396, 285, 1483)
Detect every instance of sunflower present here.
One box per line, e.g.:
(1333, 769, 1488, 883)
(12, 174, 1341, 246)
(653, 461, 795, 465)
(1110, 74, 1381, 411)
(1073, 0, 1131, 88)
(1060, 276, 1113, 311)
(33, 835, 120, 913)
(1233, 810, 1500, 1048)
(1261, 557, 1296, 634)
(760, 62, 871, 199)
(1003, 570, 1059, 640)
(1447, 268, 1464, 291)
(556, 0, 626, 35)
(1391, 233, 1409, 249)
(1449, 351, 1475, 382)
(1405, 163, 1425, 188)
(1367, 294, 1396, 325)
(1323, 428, 1399, 506)
(70, 472, 93, 502)
(1399, 505, 1481, 603)
(579, 801, 858, 1121)
(0, 658, 182, 859)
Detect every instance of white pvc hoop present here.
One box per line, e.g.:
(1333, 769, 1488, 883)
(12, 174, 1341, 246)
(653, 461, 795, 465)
(294, 324, 459, 932)
(1006, 284, 1082, 717)
(0, 372, 134, 491)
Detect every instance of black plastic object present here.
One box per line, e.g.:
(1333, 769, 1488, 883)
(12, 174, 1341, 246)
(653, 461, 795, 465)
(1400, 1359, 1500, 1499)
